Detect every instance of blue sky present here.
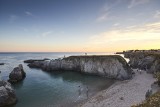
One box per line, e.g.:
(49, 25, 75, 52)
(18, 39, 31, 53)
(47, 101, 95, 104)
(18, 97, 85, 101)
(0, 0, 160, 52)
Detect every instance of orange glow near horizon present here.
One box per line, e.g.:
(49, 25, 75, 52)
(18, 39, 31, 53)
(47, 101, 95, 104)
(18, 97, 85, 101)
(0, 23, 160, 53)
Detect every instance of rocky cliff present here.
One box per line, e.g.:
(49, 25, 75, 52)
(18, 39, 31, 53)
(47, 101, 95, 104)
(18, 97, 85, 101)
(28, 55, 132, 80)
(124, 52, 160, 73)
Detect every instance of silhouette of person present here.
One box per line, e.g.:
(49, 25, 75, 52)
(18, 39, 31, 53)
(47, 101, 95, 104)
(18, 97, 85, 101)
(78, 86, 81, 97)
(0, 71, 1, 81)
(86, 86, 89, 99)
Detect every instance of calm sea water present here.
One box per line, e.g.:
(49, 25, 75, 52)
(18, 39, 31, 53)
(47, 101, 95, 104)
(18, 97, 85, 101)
(0, 52, 115, 107)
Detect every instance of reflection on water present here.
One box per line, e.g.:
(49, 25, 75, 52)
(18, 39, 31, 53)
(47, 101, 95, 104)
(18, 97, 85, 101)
(0, 53, 115, 107)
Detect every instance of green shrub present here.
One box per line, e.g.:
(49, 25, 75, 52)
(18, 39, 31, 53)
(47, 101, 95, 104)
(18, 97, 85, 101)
(131, 91, 160, 107)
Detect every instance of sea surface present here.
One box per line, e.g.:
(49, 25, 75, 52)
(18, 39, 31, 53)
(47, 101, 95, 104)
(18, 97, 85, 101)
(0, 52, 115, 107)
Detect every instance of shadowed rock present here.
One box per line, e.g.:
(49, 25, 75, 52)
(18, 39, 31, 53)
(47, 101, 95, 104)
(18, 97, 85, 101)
(28, 55, 132, 80)
(0, 80, 17, 107)
(123, 52, 160, 73)
(8, 64, 26, 83)
(0, 63, 4, 65)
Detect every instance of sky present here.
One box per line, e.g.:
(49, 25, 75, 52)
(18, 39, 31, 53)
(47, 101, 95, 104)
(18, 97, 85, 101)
(0, 0, 160, 52)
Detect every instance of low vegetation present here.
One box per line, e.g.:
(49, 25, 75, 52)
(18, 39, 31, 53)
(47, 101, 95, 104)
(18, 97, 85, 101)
(153, 72, 160, 86)
(131, 91, 160, 107)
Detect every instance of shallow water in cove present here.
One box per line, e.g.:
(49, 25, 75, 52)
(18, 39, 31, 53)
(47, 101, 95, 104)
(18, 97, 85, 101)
(0, 52, 115, 107)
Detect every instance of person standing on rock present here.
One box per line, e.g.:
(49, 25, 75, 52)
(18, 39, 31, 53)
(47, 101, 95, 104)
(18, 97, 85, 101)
(78, 86, 81, 97)
(78, 85, 84, 99)
(145, 65, 148, 71)
(75, 86, 83, 102)
(86, 86, 89, 99)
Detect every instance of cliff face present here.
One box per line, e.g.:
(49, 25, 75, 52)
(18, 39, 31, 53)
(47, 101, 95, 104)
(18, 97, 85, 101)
(124, 52, 160, 73)
(28, 55, 132, 80)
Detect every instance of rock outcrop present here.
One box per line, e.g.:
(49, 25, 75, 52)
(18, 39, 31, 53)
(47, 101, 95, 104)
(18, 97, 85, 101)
(124, 52, 160, 73)
(24, 58, 50, 63)
(8, 64, 26, 83)
(0, 80, 17, 107)
(28, 55, 132, 80)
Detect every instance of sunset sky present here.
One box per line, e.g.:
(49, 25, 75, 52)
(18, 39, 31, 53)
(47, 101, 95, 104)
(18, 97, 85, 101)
(0, 0, 160, 52)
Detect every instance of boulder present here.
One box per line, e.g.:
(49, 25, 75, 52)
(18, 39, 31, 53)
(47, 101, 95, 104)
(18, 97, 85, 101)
(28, 55, 132, 80)
(0, 80, 17, 107)
(8, 64, 26, 83)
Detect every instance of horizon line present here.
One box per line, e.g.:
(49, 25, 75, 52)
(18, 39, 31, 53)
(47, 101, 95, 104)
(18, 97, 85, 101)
(0, 51, 115, 53)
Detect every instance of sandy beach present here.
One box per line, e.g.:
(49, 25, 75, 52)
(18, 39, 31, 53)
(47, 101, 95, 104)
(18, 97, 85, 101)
(79, 69, 156, 107)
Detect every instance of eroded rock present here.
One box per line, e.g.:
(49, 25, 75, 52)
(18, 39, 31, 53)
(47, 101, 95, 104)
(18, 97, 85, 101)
(24, 58, 50, 63)
(8, 64, 26, 83)
(0, 80, 17, 107)
(124, 52, 160, 73)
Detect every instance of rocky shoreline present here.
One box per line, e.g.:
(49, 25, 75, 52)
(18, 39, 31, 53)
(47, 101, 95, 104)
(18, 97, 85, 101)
(79, 50, 160, 107)
(1, 51, 160, 107)
(26, 55, 132, 80)
(0, 64, 26, 107)
(123, 52, 160, 73)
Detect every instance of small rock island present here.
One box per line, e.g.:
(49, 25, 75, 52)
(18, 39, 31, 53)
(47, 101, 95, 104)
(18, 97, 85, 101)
(8, 64, 26, 83)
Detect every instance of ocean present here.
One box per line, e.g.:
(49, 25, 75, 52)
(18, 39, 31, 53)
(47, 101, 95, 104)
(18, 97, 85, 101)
(0, 52, 115, 107)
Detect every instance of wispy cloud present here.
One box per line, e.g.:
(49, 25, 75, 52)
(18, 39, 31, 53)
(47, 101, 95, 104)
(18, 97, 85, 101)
(96, 0, 120, 22)
(154, 10, 160, 19)
(9, 15, 18, 23)
(128, 0, 150, 8)
(96, 13, 109, 22)
(25, 11, 33, 16)
(113, 23, 120, 27)
(42, 31, 53, 37)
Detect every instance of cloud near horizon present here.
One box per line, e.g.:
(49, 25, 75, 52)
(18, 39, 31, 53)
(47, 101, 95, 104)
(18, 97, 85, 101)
(154, 10, 160, 19)
(87, 22, 160, 52)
